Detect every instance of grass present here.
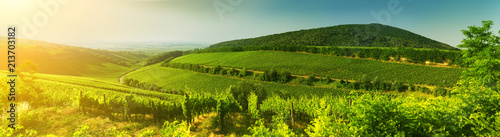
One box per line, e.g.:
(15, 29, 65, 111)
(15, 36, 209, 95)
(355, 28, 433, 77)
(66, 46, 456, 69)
(0, 37, 149, 84)
(172, 51, 463, 87)
(125, 64, 352, 97)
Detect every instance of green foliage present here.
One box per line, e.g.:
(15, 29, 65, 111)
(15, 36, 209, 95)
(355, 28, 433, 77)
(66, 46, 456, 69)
(458, 20, 500, 89)
(392, 80, 404, 92)
(138, 130, 154, 137)
(348, 95, 404, 136)
(348, 94, 467, 136)
(171, 51, 462, 87)
(372, 76, 382, 91)
(228, 81, 267, 111)
(125, 66, 352, 98)
(260, 70, 270, 81)
(278, 71, 292, 84)
(73, 125, 91, 137)
(209, 65, 222, 75)
(359, 74, 371, 90)
(305, 99, 348, 137)
(160, 121, 192, 137)
(240, 67, 248, 77)
(245, 117, 295, 137)
(220, 68, 228, 75)
(248, 92, 260, 119)
(305, 75, 316, 85)
(182, 93, 192, 124)
(433, 85, 448, 97)
(105, 127, 130, 137)
(0, 126, 40, 137)
(216, 91, 241, 132)
(453, 21, 500, 136)
(145, 51, 183, 66)
(210, 23, 456, 50)
(244, 119, 272, 137)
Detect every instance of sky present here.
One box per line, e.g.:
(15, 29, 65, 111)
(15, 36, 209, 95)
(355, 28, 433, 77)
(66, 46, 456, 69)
(0, 0, 499, 47)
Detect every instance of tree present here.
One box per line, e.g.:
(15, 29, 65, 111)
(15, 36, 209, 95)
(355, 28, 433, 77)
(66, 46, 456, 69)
(278, 71, 292, 83)
(305, 75, 316, 86)
(148, 83, 158, 91)
(372, 76, 381, 91)
(123, 78, 132, 86)
(359, 74, 371, 90)
(454, 20, 500, 136)
(457, 20, 500, 89)
(240, 67, 248, 77)
(228, 81, 267, 112)
(269, 69, 278, 81)
(391, 80, 403, 92)
(220, 68, 227, 75)
(260, 70, 270, 81)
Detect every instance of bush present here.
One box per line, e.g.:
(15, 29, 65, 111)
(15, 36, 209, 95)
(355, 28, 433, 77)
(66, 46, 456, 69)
(239, 67, 248, 77)
(228, 81, 267, 112)
(433, 85, 447, 97)
(278, 71, 292, 83)
(219, 68, 228, 75)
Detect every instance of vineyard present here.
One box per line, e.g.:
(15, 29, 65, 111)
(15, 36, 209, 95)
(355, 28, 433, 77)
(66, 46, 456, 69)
(0, 72, 241, 136)
(172, 51, 463, 87)
(162, 61, 451, 97)
(1, 21, 499, 136)
(124, 64, 355, 98)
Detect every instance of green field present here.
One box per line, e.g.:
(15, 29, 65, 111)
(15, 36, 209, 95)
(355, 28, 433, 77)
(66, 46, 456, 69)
(171, 51, 463, 86)
(125, 64, 353, 97)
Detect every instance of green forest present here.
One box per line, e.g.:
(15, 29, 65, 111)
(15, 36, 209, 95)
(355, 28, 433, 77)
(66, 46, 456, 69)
(210, 23, 457, 50)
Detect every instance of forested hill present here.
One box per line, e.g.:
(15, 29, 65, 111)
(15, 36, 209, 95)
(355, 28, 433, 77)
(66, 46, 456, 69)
(210, 23, 458, 50)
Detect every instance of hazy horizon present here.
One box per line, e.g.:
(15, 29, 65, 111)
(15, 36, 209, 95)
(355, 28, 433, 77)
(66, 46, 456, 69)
(1, 0, 499, 47)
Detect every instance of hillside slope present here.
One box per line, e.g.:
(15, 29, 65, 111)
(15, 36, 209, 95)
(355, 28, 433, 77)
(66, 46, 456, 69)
(171, 51, 462, 87)
(0, 37, 149, 77)
(210, 23, 457, 50)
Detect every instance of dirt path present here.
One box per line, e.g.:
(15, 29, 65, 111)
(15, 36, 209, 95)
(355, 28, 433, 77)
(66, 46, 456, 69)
(119, 67, 142, 84)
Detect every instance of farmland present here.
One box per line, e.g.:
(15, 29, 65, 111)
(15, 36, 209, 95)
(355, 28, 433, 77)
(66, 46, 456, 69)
(172, 51, 463, 87)
(124, 63, 355, 97)
(1, 20, 498, 137)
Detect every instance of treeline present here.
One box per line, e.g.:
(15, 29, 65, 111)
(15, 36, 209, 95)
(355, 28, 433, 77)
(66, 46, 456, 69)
(293, 75, 449, 97)
(190, 45, 464, 66)
(163, 62, 248, 77)
(209, 23, 457, 50)
(123, 78, 191, 95)
(163, 62, 450, 96)
(144, 51, 184, 66)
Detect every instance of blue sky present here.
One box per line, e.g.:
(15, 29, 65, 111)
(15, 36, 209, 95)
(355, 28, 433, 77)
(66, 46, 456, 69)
(1, 0, 499, 47)
(241, 0, 500, 47)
